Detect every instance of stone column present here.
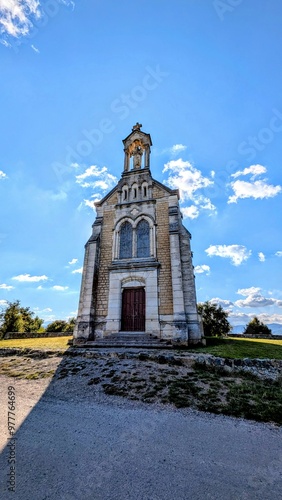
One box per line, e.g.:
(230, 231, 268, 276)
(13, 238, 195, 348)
(124, 150, 130, 171)
(168, 206, 188, 342)
(73, 218, 102, 341)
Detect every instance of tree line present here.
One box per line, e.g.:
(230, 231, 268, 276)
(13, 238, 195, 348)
(0, 300, 75, 338)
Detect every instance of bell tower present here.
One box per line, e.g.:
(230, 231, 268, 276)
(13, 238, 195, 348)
(123, 122, 152, 172)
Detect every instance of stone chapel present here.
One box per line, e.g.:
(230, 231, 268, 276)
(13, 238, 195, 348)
(73, 124, 203, 346)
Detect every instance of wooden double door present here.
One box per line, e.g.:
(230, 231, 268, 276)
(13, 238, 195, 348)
(121, 287, 145, 331)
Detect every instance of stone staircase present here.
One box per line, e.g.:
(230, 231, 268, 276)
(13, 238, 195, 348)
(73, 332, 173, 349)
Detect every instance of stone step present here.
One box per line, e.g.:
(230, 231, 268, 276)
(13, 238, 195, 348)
(73, 332, 173, 349)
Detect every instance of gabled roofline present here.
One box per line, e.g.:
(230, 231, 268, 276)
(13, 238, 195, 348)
(94, 185, 118, 207)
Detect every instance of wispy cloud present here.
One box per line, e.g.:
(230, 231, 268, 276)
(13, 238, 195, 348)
(205, 244, 251, 266)
(0, 170, 7, 179)
(52, 285, 69, 291)
(31, 43, 39, 53)
(237, 287, 261, 296)
(0, 0, 41, 39)
(275, 251, 282, 257)
(231, 164, 267, 179)
(170, 144, 187, 154)
(0, 299, 8, 306)
(71, 267, 83, 274)
(68, 258, 78, 265)
(258, 252, 265, 262)
(76, 165, 117, 190)
(0, 283, 14, 290)
(194, 265, 210, 275)
(12, 273, 48, 282)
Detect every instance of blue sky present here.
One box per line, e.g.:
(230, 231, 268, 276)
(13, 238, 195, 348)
(0, 0, 282, 329)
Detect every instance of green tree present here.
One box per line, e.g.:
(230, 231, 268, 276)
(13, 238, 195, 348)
(197, 301, 231, 337)
(0, 300, 44, 338)
(45, 317, 75, 333)
(243, 316, 272, 336)
(64, 317, 76, 333)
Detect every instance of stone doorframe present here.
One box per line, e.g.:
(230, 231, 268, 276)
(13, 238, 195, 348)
(104, 270, 160, 336)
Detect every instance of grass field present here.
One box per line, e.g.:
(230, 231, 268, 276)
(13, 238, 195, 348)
(0, 336, 70, 351)
(191, 337, 282, 359)
(0, 336, 282, 359)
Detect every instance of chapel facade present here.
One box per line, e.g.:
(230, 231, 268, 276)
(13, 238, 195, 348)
(73, 124, 203, 346)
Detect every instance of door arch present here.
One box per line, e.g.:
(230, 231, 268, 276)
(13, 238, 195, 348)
(121, 287, 145, 331)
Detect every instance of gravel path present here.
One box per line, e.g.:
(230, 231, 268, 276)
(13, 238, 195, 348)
(0, 367, 282, 500)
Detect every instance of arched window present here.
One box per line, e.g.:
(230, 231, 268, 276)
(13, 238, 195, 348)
(137, 220, 150, 258)
(119, 222, 132, 259)
(122, 186, 128, 201)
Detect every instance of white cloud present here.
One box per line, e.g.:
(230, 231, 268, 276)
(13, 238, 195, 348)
(181, 206, 199, 219)
(235, 288, 282, 308)
(163, 159, 213, 199)
(205, 244, 251, 266)
(228, 311, 282, 326)
(0, 299, 8, 306)
(0, 0, 41, 38)
(237, 287, 261, 296)
(34, 307, 52, 313)
(71, 267, 83, 274)
(52, 285, 69, 291)
(0, 283, 14, 290)
(275, 251, 282, 257)
(194, 265, 210, 275)
(209, 297, 234, 308)
(0, 170, 7, 179)
(258, 252, 265, 262)
(12, 273, 48, 282)
(163, 159, 215, 218)
(31, 43, 39, 53)
(170, 144, 187, 154)
(76, 165, 117, 191)
(69, 258, 78, 265)
(228, 179, 281, 204)
(231, 164, 267, 179)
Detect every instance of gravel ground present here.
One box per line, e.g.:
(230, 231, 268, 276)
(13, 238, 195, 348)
(0, 351, 282, 499)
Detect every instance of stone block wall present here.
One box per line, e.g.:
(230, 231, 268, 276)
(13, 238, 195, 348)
(155, 197, 173, 316)
(95, 209, 115, 318)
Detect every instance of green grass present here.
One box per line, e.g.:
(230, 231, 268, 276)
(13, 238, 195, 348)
(191, 337, 282, 359)
(0, 336, 282, 359)
(0, 336, 70, 351)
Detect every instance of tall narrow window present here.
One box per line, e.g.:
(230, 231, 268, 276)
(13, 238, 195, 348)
(119, 222, 132, 259)
(137, 220, 150, 258)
